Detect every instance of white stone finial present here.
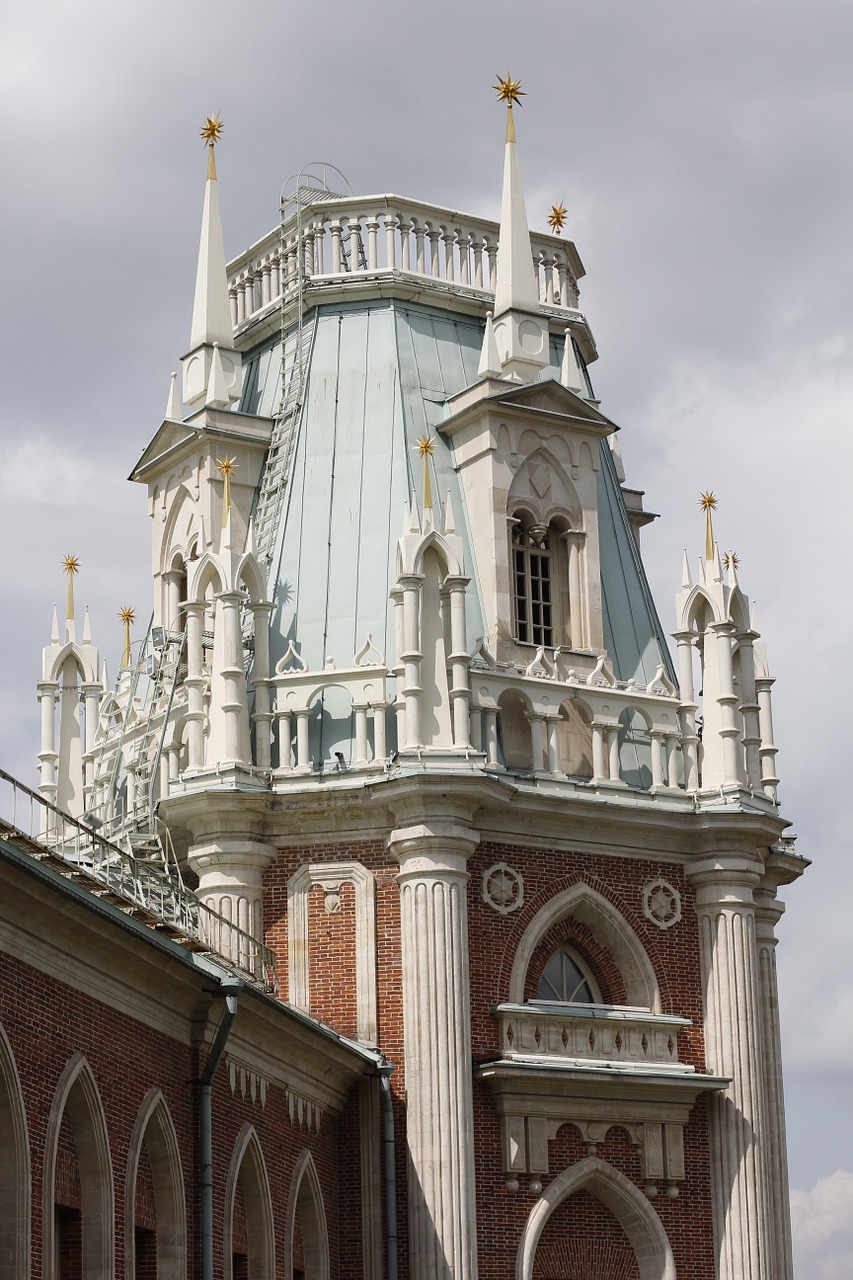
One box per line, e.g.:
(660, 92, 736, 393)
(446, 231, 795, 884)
(478, 311, 503, 379)
(560, 327, 584, 394)
(165, 371, 182, 420)
(190, 155, 233, 351)
(50, 605, 59, 644)
(443, 491, 456, 534)
(82, 606, 92, 644)
(681, 549, 692, 589)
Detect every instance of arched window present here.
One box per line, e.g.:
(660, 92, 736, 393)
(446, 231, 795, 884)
(536, 946, 599, 1004)
(511, 516, 555, 646)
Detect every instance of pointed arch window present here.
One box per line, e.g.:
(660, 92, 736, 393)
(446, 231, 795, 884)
(536, 946, 599, 1004)
(512, 515, 555, 646)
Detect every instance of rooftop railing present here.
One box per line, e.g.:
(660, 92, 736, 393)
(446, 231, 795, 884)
(0, 767, 277, 993)
(227, 193, 584, 332)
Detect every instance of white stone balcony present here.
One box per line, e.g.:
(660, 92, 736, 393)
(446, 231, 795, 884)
(494, 1001, 695, 1076)
(226, 193, 586, 334)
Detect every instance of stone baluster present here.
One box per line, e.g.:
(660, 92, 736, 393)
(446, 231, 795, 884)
(426, 224, 441, 278)
(485, 238, 497, 291)
(184, 601, 207, 770)
(469, 703, 483, 752)
(372, 704, 387, 761)
(330, 221, 343, 274)
(399, 574, 424, 748)
(753, 886, 795, 1280)
(37, 681, 59, 809)
(260, 260, 271, 307)
(673, 630, 700, 791)
(236, 279, 246, 325)
(563, 529, 586, 648)
(650, 730, 665, 788)
(457, 229, 470, 284)
(275, 708, 292, 772)
(366, 217, 379, 270)
(271, 252, 281, 299)
(754, 671, 779, 802)
(352, 704, 369, 766)
(711, 620, 742, 786)
(389, 807, 480, 1280)
(591, 721, 608, 782)
(399, 218, 412, 271)
(229, 287, 238, 328)
(483, 708, 499, 766)
(445, 575, 470, 748)
(385, 214, 398, 269)
(295, 709, 311, 773)
(543, 252, 555, 304)
(250, 602, 273, 770)
(441, 227, 455, 282)
(303, 229, 314, 276)
(471, 237, 484, 288)
(534, 249, 545, 302)
(607, 725, 621, 783)
(556, 253, 569, 306)
(413, 220, 426, 274)
(528, 713, 546, 772)
(689, 856, 772, 1280)
(313, 219, 326, 274)
(349, 217, 363, 272)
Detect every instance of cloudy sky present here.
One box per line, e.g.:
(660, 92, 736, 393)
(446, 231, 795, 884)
(2, 1, 851, 1271)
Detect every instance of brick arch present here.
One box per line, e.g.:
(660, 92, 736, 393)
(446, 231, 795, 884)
(224, 1125, 275, 1280)
(0, 1021, 30, 1280)
(43, 1053, 114, 1280)
(125, 1089, 186, 1280)
(517, 1157, 675, 1280)
(524, 917, 628, 1006)
(508, 883, 661, 1012)
(284, 1149, 330, 1280)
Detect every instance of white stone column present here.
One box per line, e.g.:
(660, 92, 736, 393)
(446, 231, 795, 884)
(445, 577, 471, 748)
(689, 855, 772, 1280)
(754, 887, 795, 1280)
(184, 602, 207, 770)
(710, 620, 742, 786)
(563, 530, 586, 648)
(216, 591, 251, 766)
(189, 834, 275, 967)
(250, 602, 273, 769)
(37, 681, 59, 808)
(673, 629, 700, 790)
(591, 721, 608, 783)
(399, 574, 424, 749)
(736, 630, 763, 791)
(81, 680, 102, 803)
(755, 673, 779, 803)
(163, 570, 182, 631)
(389, 810, 479, 1280)
(483, 709, 499, 766)
(353, 705, 369, 766)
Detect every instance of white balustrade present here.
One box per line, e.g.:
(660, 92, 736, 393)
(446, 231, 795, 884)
(226, 195, 584, 328)
(495, 1003, 692, 1072)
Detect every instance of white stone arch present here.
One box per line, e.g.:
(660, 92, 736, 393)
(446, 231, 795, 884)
(224, 1125, 275, 1280)
(727, 585, 750, 632)
(46, 640, 98, 686)
(516, 1156, 675, 1280)
(235, 552, 266, 604)
(0, 1022, 30, 1280)
(508, 883, 661, 1012)
(160, 483, 198, 574)
(43, 1053, 115, 1280)
(287, 861, 377, 1045)
(402, 528, 464, 579)
(498, 687, 534, 771)
(507, 445, 583, 528)
(679, 583, 722, 633)
(188, 552, 226, 602)
(125, 1089, 186, 1280)
(284, 1150, 330, 1280)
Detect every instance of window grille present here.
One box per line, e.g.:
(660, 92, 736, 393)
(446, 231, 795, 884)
(512, 519, 554, 646)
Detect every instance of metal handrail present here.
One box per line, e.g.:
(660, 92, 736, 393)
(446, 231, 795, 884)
(0, 767, 277, 992)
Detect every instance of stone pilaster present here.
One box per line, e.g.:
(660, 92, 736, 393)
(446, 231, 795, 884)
(688, 854, 771, 1280)
(754, 886, 794, 1280)
(389, 807, 479, 1280)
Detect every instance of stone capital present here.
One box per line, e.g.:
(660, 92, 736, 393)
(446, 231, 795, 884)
(686, 852, 762, 910)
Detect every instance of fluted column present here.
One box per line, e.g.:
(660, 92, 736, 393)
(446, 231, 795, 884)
(689, 856, 771, 1280)
(754, 887, 794, 1280)
(389, 810, 479, 1280)
(189, 834, 276, 965)
(184, 602, 207, 770)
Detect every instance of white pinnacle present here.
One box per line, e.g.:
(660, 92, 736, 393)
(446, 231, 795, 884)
(190, 160, 234, 350)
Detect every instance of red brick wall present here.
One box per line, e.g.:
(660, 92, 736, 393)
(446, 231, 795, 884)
(532, 1189, 641, 1279)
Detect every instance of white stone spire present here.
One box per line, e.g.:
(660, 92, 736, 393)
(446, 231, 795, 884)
(181, 119, 243, 410)
(484, 79, 550, 383)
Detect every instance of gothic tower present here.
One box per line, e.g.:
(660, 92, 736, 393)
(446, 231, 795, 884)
(37, 87, 805, 1280)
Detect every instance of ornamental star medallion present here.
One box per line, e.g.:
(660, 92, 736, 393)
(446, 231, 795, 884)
(483, 862, 524, 915)
(642, 878, 682, 930)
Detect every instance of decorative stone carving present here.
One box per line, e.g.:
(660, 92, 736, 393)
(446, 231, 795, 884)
(226, 1056, 268, 1107)
(642, 879, 682, 930)
(483, 862, 524, 915)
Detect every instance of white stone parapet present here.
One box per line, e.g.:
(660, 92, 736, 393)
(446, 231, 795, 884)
(494, 1003, 693, 1073)
(226, 194, 585, 333)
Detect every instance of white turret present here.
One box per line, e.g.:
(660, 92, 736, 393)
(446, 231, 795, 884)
(483, 78, 551, 383)
(181, 119, 243, 411)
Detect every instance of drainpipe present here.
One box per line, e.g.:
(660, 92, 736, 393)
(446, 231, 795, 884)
(377, 1062, 398, 1280)
(200, 978, 242, 1280)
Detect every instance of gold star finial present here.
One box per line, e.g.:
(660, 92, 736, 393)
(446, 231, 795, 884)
(118, 607, 136, 671)
(200, 114, 223, 179)
(494, 74, 525, 142)
(548, 202, 567, 235)
(699, 491, 718, 561)
(216, 456, 238, 528)
(62, 554, 80, 622)
(415, 436, 435, 511)
(724, 550, 740, 573)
